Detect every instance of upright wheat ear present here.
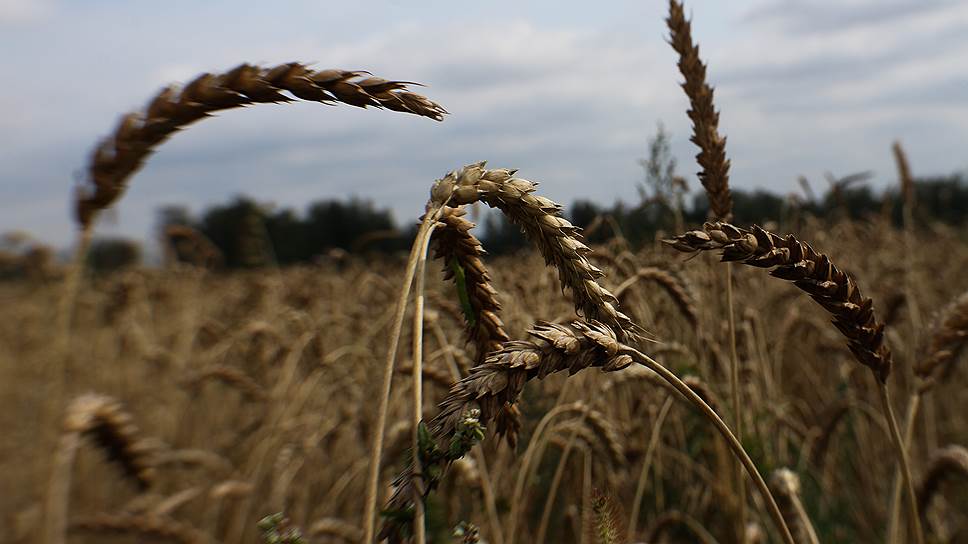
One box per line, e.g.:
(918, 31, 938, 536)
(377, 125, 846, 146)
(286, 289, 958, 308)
(75, 63, 446, 228)
(667, 0, 732, 220)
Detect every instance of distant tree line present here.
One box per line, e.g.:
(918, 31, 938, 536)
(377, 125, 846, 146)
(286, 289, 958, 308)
(139, 170, 968, 270)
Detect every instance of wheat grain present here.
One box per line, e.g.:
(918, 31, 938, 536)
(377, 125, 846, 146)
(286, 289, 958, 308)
(770, 468, 821, 544)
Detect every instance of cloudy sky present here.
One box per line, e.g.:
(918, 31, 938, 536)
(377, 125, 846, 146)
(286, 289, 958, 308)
(1, 0, 966, 248)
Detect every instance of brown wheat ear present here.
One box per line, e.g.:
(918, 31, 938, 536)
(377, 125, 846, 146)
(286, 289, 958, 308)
(916, 289, 968, 392)
(445, 162, 642, 343)
(916, 444, 968, 517)
(430, 205, 520, 447)
(76, 63, 446, 228)
(63, 393, 156, 488)
(665, 222, 891, 382)
(667, 0, 732, 220)
(380, 320, 635, 542)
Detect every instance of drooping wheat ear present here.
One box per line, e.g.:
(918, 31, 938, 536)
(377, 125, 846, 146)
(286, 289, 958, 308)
(446, 162, 641, 343)
(916, 445, 968, 517)
(770, 469, 821, 544)
(65, 393, 156, 488)
(46, 394, 155, 544)
(433, 205, 511, 361)
(892, 140, 916, 211)
(75, 63, 446, 229)
(164, 224, 223, 268)
(665, 222, 891, 382)
(71, 513, 207, 544)
(549, 408, 626, 466)
(666, 222, 924, 544)
(645, 509, 718, 544)
(666, 0, 732, 220)
(613, 266, 700, 328)
(184, 364, 267, 401)
(431, 205, 521, 447)
(308, 518, 364, 543)
(916, 290, 968, 392)
(379, 320, 635, 542)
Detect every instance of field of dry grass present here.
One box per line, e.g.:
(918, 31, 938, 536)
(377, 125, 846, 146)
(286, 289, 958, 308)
(2, 218, 967, 543)
(2, 1, 967, 543)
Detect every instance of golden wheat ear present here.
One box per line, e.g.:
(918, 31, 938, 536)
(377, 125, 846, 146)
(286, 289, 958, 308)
(75, 63, 447, 229)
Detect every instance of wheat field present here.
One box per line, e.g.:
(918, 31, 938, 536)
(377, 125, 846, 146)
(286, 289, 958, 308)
(2, 1, 967, 543)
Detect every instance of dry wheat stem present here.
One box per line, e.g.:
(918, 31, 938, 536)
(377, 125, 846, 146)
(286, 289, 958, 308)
(362, 205, 445, 544)
(622, 346, 796, 544)
(380, 320, 794, 544)
(410, 218, 436, 544)
(75, 63, 445, 229)
(534, 414, 588, 544)
(667, 0, 732, 220)
(628, 394, 674, 540)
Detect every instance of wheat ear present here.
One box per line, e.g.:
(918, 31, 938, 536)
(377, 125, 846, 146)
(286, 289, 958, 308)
(770, 469, 821, 544)
(613, 266, 700, 328)
(445, 162, 641, 343)
(665, 221, 923, 544)
(380, 320, 796, 544)
(916, 445, 968, 517)
(666, 0, 732, 220)
(75, 63, 445, 228)
(46, 394, 156, 544)
(431, 205, 520, 446)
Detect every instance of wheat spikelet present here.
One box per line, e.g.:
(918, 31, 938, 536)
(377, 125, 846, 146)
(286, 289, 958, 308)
(770, 468, 821, 544)
(444, 162, 641, 343)
(71, 512, 207, 544)
(614, 266, 700, 328)
(916, 444, 968, 517)
(666, 0, 732, 220)
(63, 393, 156, 488)
(892, 140, 916, 210)
(380, 320, 634, 541)
(665, 222, 891, 382)
(917, 290, 968, 391)
(75, 63, 446, 228)
(308, 518, 364, 542)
